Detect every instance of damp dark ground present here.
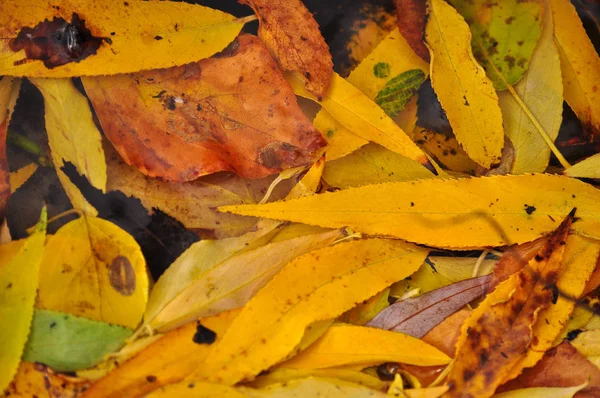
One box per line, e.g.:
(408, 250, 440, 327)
(5, 0, 600, 280)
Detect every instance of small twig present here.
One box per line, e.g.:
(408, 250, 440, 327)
(6, 130, 54, 169)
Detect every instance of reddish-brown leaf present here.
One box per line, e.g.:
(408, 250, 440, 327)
(422, 308, 471, 358)
(366, 275, 490, 338)
(0, 77, 21, 220)
(393, 0, 430, 62)
(82, 35, 326, 182)
(239, 0, 333, 97)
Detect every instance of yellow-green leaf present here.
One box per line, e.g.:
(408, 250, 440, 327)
(278, 324, 450, 369)
(550, 0, 600, 134)
(37, 216, 148, 329)
(498, 1, 563, 174)
(0, 1, 244, 77)
(30, 78, 106, 216)
(220, 174, 600, 249)
(425, 0, 504, 169)
(564, 153, 600, 178)
(191, 239, 428, 384)
(0, 208, 46, 392)
(374, 69, 426, 118)
(571, 329, 600, 370)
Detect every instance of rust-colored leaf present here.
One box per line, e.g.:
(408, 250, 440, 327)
(0, 77, 21, 219)
(83, 34, 326, 181)
(446, 210, 574, 397)
(422, 308, 471, 358)
(393, 0, 429, 62)
(3, 362, 90, 398)
(240, 0, 333, 98)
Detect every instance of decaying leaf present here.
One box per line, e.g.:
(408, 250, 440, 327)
(393, 0, 429, 62)
(445, 212, 573, 397)
(550, 0, 600, 134)
(413, 129, 477, 174)
(0, 209, 46, 393)
(498, 1, 563, 174)
(83, 35, 326, 181)
(240, 0, 333, 97)
(449, 0, 544, 90)
(31, 78, 106, 216)
(0, 77, 21, 219)
(425, 0, 504, 169)
(221, 174, 600, 249)
(0, 1, 244, 77)
(37, 215, 148, 329)
(190, 239, 428, 385)
(488, 238, 548, 292)
(564, 153, 600, 179)
(278, 324, 450, 370)
(22, 309, 132, 372)
(3, 362, 90, 398)
(367, 275, 490, 338)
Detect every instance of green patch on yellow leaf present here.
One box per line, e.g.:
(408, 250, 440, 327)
(374, 69, 426, 118)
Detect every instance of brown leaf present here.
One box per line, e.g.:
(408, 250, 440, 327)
(393, 0, 429, 62)
(83, 34, 326, 182)
(239, 0, 333, 97)
(498, 342, 600, 398)
(0, 77, 21, 220)
(366, 275, 490, 338)
(422, 308, 471, 358)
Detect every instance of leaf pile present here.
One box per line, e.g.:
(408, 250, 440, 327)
(2, 0, 600, 397)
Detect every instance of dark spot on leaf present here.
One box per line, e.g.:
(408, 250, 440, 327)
(193, 323, 217, 345)
(109, 256, 136, 296)
(535, 254, 544, 262)
(6, 283, 12, 289)
(146, 375, 157, 382)
(463, 369, 475, 382)
(566, 329, 583, 341)
(546, 283, 559, 304)
(517, 40, 523, 46)
(505, 17, 515, 24)
(373, 62, 391, 78)
(49, 321, 57, 328)
(504, 55, 516, 69)
(154, 35, 163, 41)
(214, 38, 240, 58)
(410, 202, 415, 207)
(524, 205, 536, 215)
(500, 351, 508, 358)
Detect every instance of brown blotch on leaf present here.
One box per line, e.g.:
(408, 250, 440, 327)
(9, 13, 107, 69)
(108, 255, 136, 296)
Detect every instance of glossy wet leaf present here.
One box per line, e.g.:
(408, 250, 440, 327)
(0, 209, 46, 392)
(279, 324, 450, 369)
(0, 1, 244, 77)
(221, 174, 600, 249)
(425, 0, 504, 169)
(0, 77, 21, 219)
(191, 239, 428, 385)
(83, 35, 325, 181)
(240, 0, 332, 97)
(31, 78, 106, 216)
(550, 0, 600, 134)
(22, 309, 132, 372)
(37, 216, 148, 329)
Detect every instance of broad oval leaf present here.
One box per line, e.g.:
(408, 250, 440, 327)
(83, 35, 326, 181)
(220, 174, 600, 249)
(37, 216, 148, 329)
(0, 1, 244, 77)
(22, 309, 132, 372)
(425, 0, 504, 169)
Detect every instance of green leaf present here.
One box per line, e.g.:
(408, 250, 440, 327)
(374, 69, 426, 117)
(23, 309, 132, 372)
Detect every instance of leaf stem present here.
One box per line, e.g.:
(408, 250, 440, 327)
(238, 14, 258, 25)
(6, 130, 54, 169)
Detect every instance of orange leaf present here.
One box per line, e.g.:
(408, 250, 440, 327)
(4, 362, 90, 398)
(446, 211, 574, 397)
(240, 0, 333, 97)
(82, 34, 326, 181)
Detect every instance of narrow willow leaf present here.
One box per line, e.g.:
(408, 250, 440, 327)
(0, 208, 46, 392)
(23, 309, 132, 372)
(191, 239, 428, 385)
(247, 368, 388, 391)
(374, 69, 426, 117)
(9, 163, 38, 193)
(367, 275, 491, 338)
(30, 78, 106, 215)
(241, 377, 390, 398)
(0, 1, 244, 77)
(564, 153, 600, 178)
(220, 174, 600, 249)
(425, 0, 504, 169)
(279, 324, 450, 369)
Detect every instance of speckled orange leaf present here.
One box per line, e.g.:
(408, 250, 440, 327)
(83, 35, 326, 182)
(394, 0, 429, 62)
(446, 212, 573, 398)
(3, 362, 90, 398)
(0, 77, 21, 219)
(240, 0, 333, 97)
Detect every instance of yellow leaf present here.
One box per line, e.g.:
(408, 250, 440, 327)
(413, 129, 477, 174)
(287, 72, 431, 169)
(404, 386, 449, 398)
(147, 382, 246, 398)
(314, 110, 367, 161)
(191, 239, 428, 384)
(278, 324, 450, 369)
(220, 174, 600, 249)
(3, 362, 90, 398)
(550, 0, 600, 133)
(446, 214, 572, 397)
(0, 208, 46, 392)
(37, 216, 147, 329)
(502, 234, 600, 382)
(9, 163, 38, 193)
(564, 153, 600, 178)
(498, 1, 563, 174)
(425, 0, 504, 169)
(82, 310, 239, 398)
(30, 78, 106, 216)
(0, 1, 244, 77)
(241, 377, 389, 398)
(322, 144, 434, 189)
(571, 329, 600, 370)
(338, 288, 390, 326)
(492, 382, 588, 398)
